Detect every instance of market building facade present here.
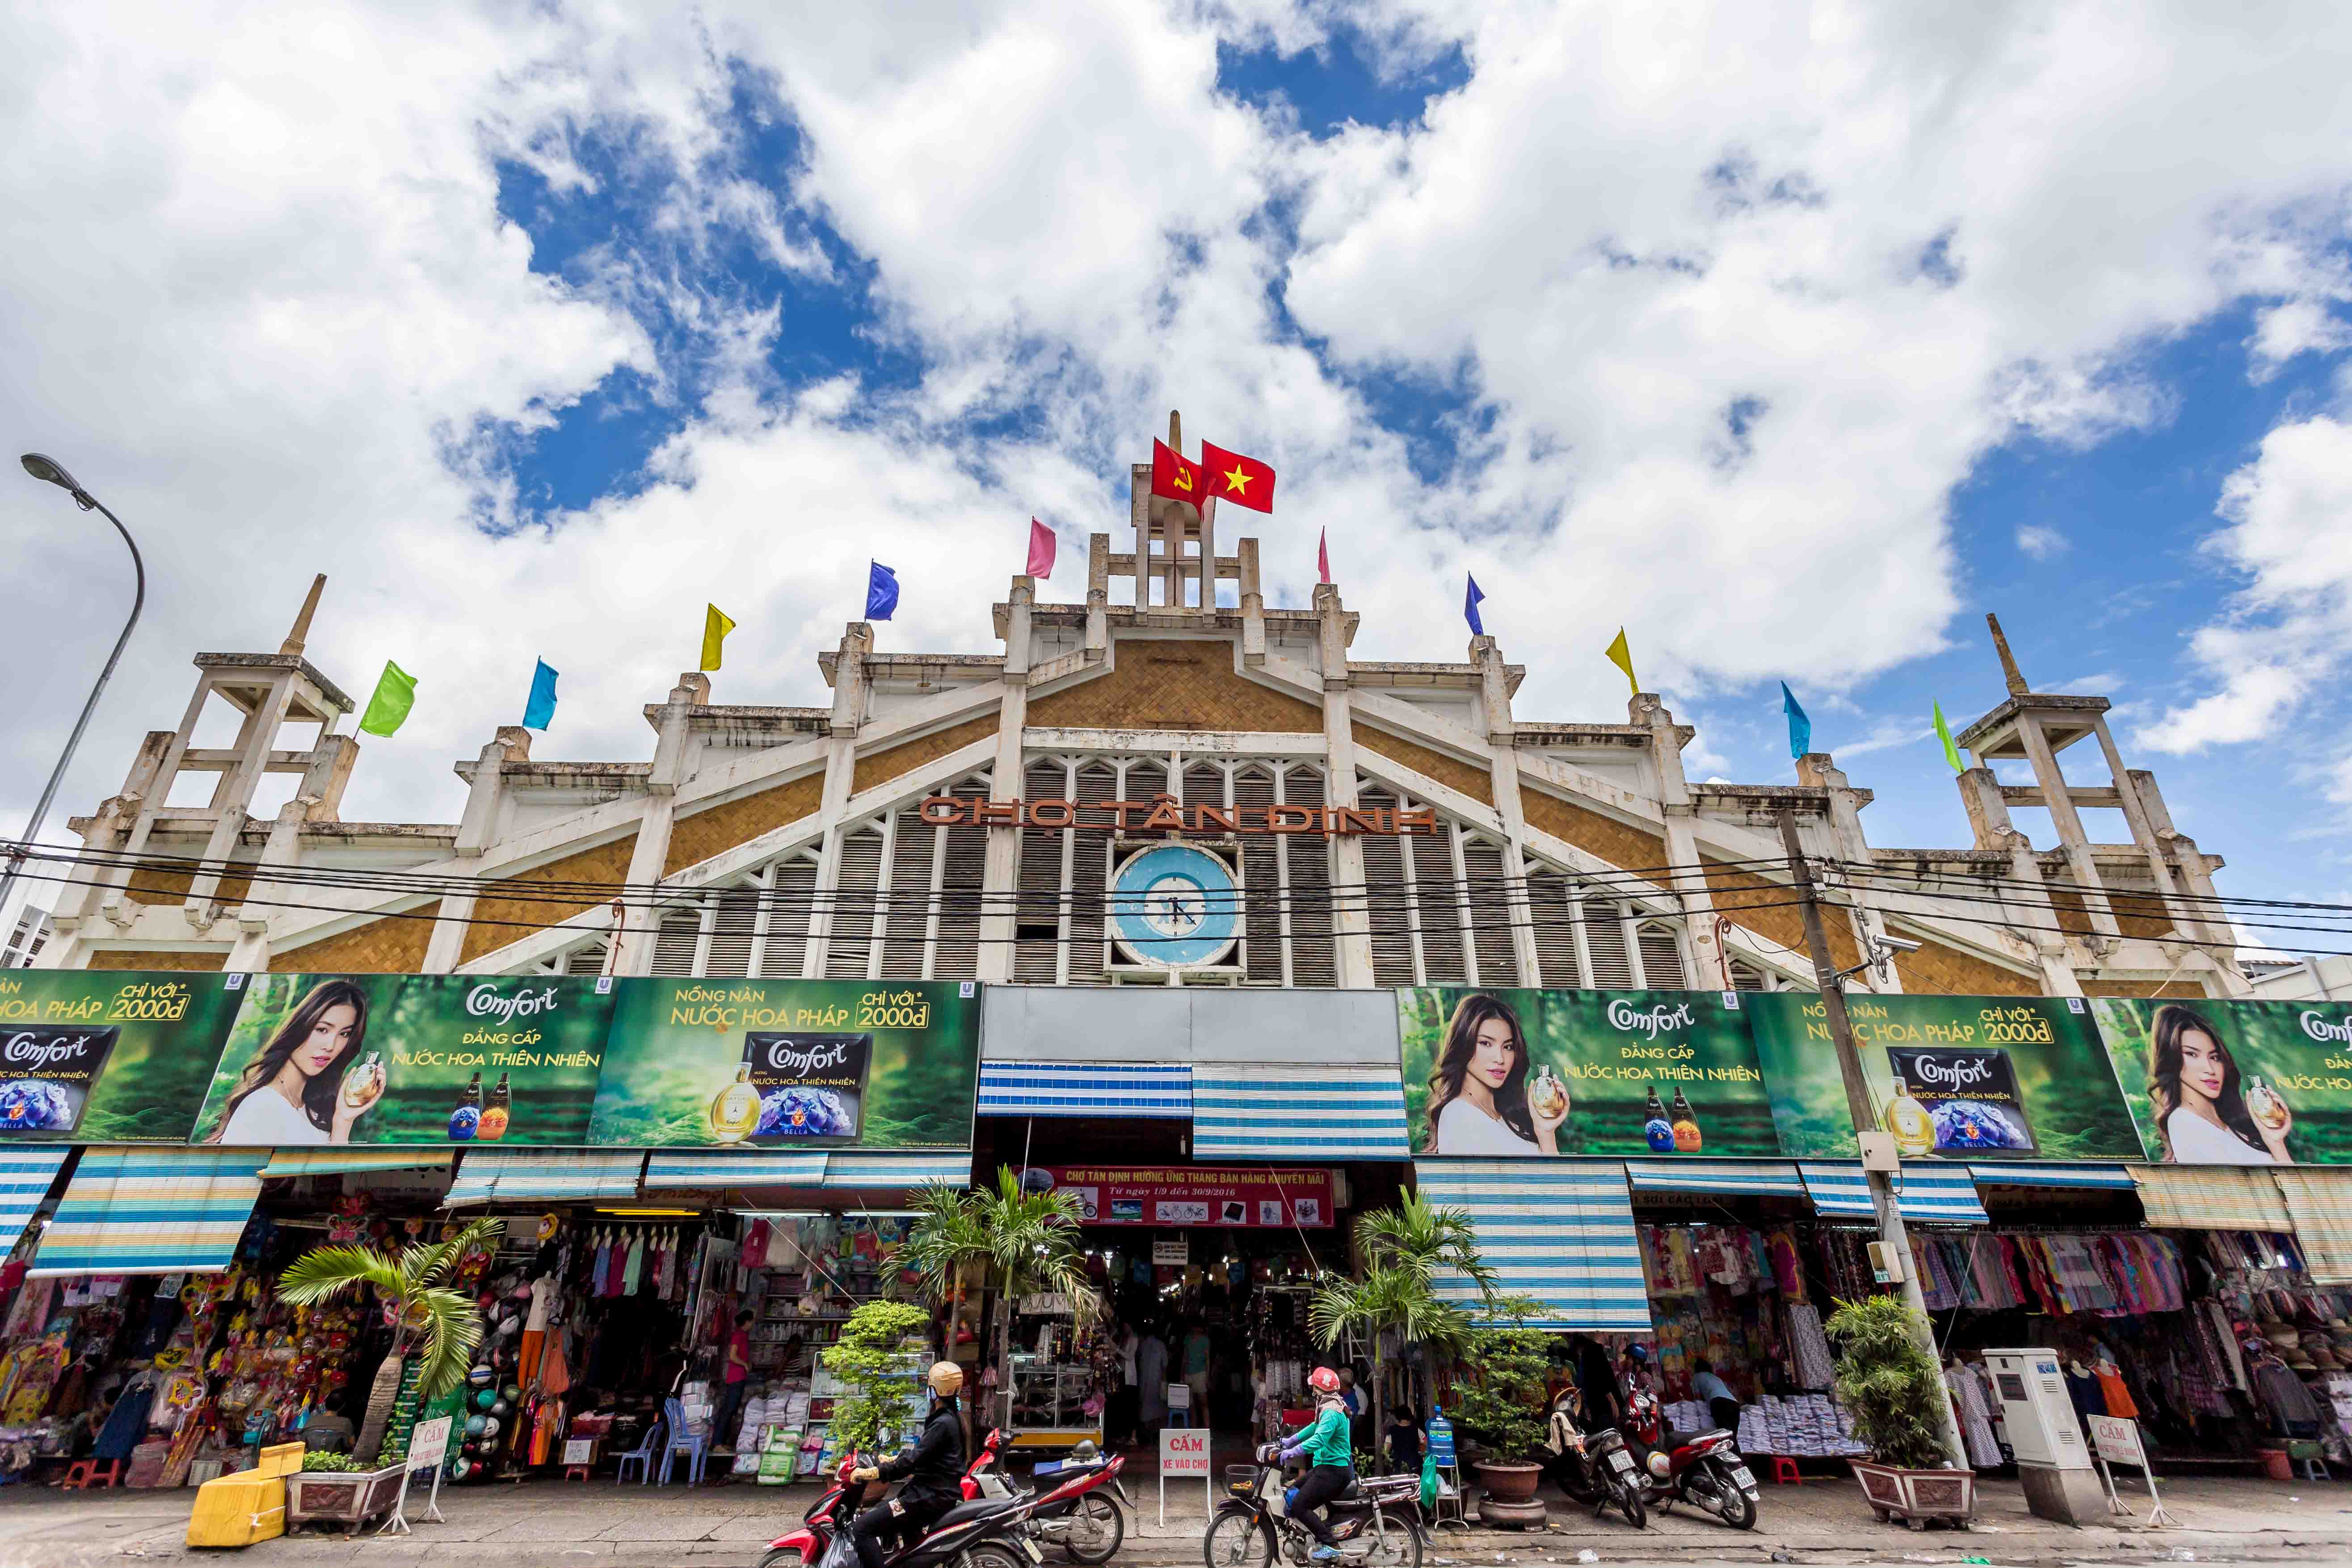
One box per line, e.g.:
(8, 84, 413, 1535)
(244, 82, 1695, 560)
(7, 425, 2352, 1491)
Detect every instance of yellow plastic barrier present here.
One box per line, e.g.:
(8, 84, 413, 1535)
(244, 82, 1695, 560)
(185, 1443, 305, 1548)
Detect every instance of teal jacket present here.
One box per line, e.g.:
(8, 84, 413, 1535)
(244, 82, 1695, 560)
(1283, 1405, 1353, 1469)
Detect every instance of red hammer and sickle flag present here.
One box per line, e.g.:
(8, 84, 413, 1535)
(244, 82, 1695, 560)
(1200, 441, 1276, 513)
(1151, 438, 1206, 513)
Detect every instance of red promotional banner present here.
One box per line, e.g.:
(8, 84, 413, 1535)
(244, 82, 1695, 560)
(1030, 1165, 1333, 1228)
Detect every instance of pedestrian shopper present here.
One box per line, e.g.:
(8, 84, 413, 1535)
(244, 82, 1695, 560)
(715, 1311, 754, 1458)
(1384, 1406, 1423, 1476)
(1691, 1358, 1739, 1439)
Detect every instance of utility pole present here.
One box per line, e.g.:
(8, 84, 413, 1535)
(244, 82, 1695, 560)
(1776, 808, 1969, 1472)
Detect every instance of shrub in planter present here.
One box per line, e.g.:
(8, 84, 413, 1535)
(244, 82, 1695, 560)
(1448, 1313, 1555, 1508)
(1826, 1293, 1972, 1526)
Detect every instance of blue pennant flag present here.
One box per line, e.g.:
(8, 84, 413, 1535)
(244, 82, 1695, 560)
(866, 560, 900, 622)
(522, 658, 560, 731)
(1464, 574, 1486, 637)
(1781, 681, 1811, 761)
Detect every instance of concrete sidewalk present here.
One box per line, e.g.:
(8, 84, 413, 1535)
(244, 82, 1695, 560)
(6, 1468, 2352, 1568)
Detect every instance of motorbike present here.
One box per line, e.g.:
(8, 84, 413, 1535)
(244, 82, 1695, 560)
(1620, 1386, 1759, 1530)
(761, 1448, 1065, 1568)
(1540, 1394, 1646, 1530)
(965, 1433, 1131, 1564)
(1204, 1444, 1424, 1568)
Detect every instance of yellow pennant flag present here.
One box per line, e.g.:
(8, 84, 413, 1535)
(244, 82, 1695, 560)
(699, 604, 736, 672)
(1603, 628, 1638, 694)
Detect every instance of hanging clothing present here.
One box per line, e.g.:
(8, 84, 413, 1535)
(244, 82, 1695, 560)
(1785, 1302, 1835, 1391)
(1947, 1363, 2003, 1469)
(623, 1232, 646, 1295)
(92, 1379, 157, 1460)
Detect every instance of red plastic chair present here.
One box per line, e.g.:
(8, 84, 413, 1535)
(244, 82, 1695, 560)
(58, 1459, 122, 1489)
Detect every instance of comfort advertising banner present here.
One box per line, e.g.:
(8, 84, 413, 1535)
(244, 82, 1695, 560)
(0, 971, 245, 1141)
(1748, 993, 2142, 1161)
(1397, 988, 1777, 1157)
(2092, 997, 2352, 1166)
(1027, 1164, 1334, 1227)
(585, 979, 979, 1148)
(187, 974, 613, 1146)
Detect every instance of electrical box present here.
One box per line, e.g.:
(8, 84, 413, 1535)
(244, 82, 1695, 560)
(1865, 1240, 1905, 1285)
(1856, 1131, 1901, 1174)
(1982, 1348, 2091, 1470)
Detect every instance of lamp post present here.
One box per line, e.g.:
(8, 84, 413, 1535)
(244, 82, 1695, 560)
(3, 454, 147, 942)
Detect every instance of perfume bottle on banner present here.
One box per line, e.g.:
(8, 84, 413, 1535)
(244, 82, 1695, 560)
(1528, 1063, 1569, 1122)
(448, 1072, 483, 1141)
(1883, 1076, 1935, 1158)
(477, 1072, 512, 1141)
(1669, 1087, 1702, 1153)
(709, 1064, 761, 1144)
(1642, 1087, 1675, 1153)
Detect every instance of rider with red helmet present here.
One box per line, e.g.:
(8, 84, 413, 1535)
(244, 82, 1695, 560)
(1275, 1367, 1354, 1562)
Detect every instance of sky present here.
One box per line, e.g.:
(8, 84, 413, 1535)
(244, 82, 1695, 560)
(6, 2, 2352, 939)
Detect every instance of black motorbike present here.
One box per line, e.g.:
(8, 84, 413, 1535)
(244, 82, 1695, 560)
(1540, 1397, 1646, 1530)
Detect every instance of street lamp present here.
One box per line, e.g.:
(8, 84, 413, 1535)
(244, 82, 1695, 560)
(3, 454, 147, 941)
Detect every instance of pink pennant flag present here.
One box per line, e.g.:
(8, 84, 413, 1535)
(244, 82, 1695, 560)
(1317, 527, 1331, 585)
(1027, 517, 1056, 580)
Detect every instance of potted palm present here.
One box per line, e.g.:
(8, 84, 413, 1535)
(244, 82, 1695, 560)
(273, 1218, 500, 1530)
(1309, 1193, 1492, 1439)
(1825, 1294, 1973, 1528)
(903, 1169, 1096, 1434)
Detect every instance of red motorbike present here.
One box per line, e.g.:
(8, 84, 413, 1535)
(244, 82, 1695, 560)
(1622, 1385, 1759, 1530)
(764, 1444, 1118, 1568)
(965, 1433, 1129, 1563)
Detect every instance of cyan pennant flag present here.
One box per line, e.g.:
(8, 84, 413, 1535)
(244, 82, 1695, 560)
(522, 659, 559, 731)
(1781, 681, 1811, 761)
(866, 561, 900, 622)
(1464, 574, 1486, 636)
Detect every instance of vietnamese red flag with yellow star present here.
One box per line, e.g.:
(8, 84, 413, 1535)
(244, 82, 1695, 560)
(1151, 438, 1206, 513)
(1201, 440, 1276, 513)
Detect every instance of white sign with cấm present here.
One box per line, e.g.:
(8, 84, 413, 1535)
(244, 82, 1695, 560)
(1158, 1427, 1212, 1526)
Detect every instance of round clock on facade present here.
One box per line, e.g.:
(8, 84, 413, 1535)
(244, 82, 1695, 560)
(1109, 843, 1241, 969)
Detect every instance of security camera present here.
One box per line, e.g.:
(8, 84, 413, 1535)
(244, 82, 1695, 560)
(1874, 933, 1923, 954)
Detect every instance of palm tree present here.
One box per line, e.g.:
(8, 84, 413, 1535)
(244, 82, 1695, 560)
(903, 1169, 1096, 1430)
(278, 1217, 503, 1415)
(1308, 1192, 1498, 1439)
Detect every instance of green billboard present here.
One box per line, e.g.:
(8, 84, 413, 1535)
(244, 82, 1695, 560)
(1399, 988, 1778, 1157)
(188, 973, 614, 1146)
(586, 979, 980, 1148)
(1748, 992, 2142, 1161)
(2092, 996, 2352, 1166)
(0, 971, 245, 1141)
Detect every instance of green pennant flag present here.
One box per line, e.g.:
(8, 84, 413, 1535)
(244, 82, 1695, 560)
(358, 660, 417, 738)
(1932, 700, 1963, 773)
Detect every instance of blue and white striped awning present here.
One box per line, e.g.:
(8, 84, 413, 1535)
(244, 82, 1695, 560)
(442, 1149, 645, 1207)
(979, 1061, 1192, 1119)
(30, 1148, 266, 1277)
(0, 1146, 70, 1261)
(1191, 1064, 1410, 1160)
(1799, 1163, 1990, 1227)
(1623, 1160, 1807, 1198)
(1414, 1160, 1653, 1333)
(259, 1148, 457, 1178)
(1968, 1162, 2137, 1190)
(644, 1149, 970, 1192)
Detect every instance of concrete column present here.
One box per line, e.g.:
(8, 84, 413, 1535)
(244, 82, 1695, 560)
(1471, 635, 1544, 987)
(1238, 539, 1265, 667)
(610, 674, 706, 977)
(1797, 752, 1898, 993)
(805, 626, 873, 978)
(977, 580, 1035, 983)
(1085, 535, 1110, 663)
(299, 735, 359, 821)
(223, 796, 317, 970)
(2014, 713, 2122, 940)
(1315, 584, 1375, 989)
(101, 678, 217, 925)
(184, 674, 299, 926)
(1958, 767, 2082, 995)
(455, 728, 532, 857)
(1634, 693, 1730, 990)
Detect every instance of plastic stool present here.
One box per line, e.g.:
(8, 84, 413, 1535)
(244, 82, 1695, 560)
(1769, 1456, 1801, 1486)
(58, 1459, 122, 1490)
(1162, 1408, 1191, 1429)
(564, 1463, 593, 1482)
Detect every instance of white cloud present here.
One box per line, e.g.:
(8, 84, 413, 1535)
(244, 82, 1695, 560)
(2015, 525, 2069, 561)
(11, 0, 2352, 861)
(2139, 416, 2352, 753)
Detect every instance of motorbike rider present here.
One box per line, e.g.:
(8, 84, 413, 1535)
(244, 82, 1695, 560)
(1277, 1366, 1355, 1562)
(847, 1362, 967, 1568)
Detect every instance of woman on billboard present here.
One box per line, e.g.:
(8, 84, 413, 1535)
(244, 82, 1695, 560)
(1422, 993, 1569, 1156)
(208, 979, 381, 1145)
(2148, 1003, 2290, 1164)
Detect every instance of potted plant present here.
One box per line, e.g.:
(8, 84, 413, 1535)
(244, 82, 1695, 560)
(824, 1300, 935, 1463)
(1443, 1305, 1557, 1529)
(1825, 1294, 1973, 1528)
(276, 1217, 500, 1528)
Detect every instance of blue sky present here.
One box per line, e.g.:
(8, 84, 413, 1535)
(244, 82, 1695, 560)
(6, 2, 2352, 931)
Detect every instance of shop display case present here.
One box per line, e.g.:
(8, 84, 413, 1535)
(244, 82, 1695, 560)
(1005, 1353, 1102, 1451)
